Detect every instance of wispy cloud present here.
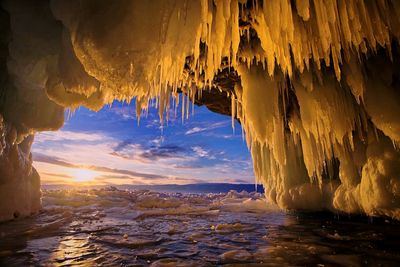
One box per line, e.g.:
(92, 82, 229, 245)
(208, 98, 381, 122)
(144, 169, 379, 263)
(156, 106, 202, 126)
(185, 127, 203, 135)
(191, 146, 210, 158)
(41, 172, 74, 179)
(110, 106, 136, 120)
(33, 152, 175, 181)
(140, 145, 186, 160)
(173, 163, 205, 169)
(35, 130, 108, 143)
(185, 121, 229, 135)
(33, 153, 75, 168)
(150, 136, 165, 146)
(111, 140, 188, 163)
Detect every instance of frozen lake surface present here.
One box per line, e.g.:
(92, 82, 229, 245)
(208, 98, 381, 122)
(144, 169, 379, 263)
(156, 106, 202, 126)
(0, 188, 399, 266)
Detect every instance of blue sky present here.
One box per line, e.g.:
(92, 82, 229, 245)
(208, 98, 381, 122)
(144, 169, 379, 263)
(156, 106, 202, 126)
(32, 97, 254, 185)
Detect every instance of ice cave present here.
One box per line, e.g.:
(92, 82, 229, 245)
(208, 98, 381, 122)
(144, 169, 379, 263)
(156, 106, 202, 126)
(1, 0, 400, 222)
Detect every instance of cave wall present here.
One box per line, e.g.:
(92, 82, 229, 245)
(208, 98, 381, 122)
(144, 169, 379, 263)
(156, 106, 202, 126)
(0, 0, 400, 220)
(0, 116, 40, 221)
(0, 0, 64, 220)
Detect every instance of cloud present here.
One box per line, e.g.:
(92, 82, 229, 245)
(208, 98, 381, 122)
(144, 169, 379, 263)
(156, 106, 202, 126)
(150, 136, 165, 146)
(111, 139, 187, 162)
(140, 145, 186, 160)
(35, 130, 107, 143)
(41, 172, 74, 179)
(89, 165, 165, 180)
(185, 121, 229, 135)
(173, 163, 205, 169)
(113, 139, 142, 152)
(33, 153, 76, 168)
(95, 174, 137, 180)
(185, 127, 203, 135)
(191, 146, 209, 158)
(93, 175, 148, 185)
(110, 106, 136, 120)
(145, 119, 163, 129)
(33, 152, 174, 181)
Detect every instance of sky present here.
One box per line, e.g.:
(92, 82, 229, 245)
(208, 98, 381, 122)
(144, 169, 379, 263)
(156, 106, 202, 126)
(32, 97, 254, 186)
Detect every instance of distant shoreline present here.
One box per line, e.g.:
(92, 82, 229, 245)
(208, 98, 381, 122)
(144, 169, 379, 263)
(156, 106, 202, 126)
(41, 183, 264, 194)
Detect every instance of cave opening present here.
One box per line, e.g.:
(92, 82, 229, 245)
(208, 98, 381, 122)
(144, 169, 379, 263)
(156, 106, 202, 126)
(31, 98, 255, 190)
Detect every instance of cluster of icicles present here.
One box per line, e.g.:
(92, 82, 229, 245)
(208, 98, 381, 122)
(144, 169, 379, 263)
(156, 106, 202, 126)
(5, 0, 400, 218)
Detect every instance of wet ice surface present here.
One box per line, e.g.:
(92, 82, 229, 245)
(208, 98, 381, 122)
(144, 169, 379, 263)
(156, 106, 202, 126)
(0, 188, 400, 266)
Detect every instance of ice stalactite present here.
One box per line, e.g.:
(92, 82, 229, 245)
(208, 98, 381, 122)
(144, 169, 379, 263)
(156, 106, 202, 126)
(1, 0, 400, 219)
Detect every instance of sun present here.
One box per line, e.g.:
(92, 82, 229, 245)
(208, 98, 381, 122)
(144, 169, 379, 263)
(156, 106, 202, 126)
(70, 168, 98, 183)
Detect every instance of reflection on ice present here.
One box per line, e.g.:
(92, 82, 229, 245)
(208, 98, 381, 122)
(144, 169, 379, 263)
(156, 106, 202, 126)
(0, 187, 400, 266)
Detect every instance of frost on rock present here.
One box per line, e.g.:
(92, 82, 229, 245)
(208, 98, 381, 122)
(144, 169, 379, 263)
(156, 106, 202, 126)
(1, 0, 400, 219)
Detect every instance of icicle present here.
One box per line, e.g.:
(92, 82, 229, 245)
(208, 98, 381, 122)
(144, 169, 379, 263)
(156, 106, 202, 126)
(231, 93, 236, 132)
(181, 93, 185, 123)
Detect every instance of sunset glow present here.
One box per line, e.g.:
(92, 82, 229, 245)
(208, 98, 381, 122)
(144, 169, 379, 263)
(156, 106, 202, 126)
(32, 103, 254, 187)
(70, 169, 98, 183)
